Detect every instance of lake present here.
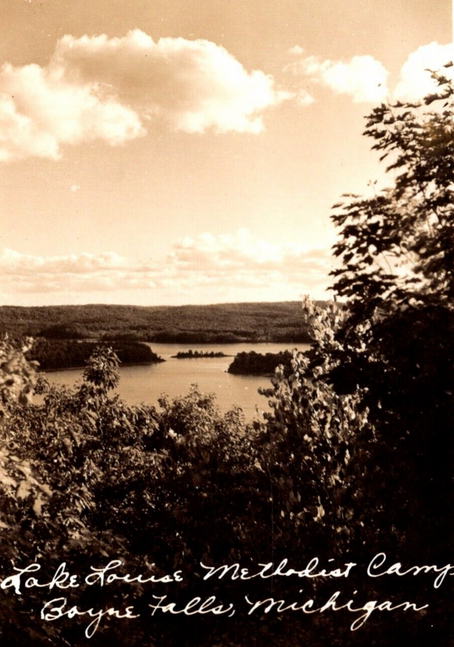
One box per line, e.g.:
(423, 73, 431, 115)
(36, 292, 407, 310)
(45, 342, 308, 419)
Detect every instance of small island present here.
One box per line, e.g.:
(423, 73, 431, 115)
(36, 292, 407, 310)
(172, 349, 229, 359)
(227, 350, 293, 376)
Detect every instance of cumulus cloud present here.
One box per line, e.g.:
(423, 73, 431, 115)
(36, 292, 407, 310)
(286, 42, 454, 106)
(286, 53, 388, 103)
(0, 62, 144, 161)
(0, 30, 286, 161)
(394, 42, 454, 102)
(54, 31, 288, 133)
(0, 231, 331, 300)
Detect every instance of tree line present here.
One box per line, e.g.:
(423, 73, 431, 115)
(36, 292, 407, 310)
(0, 302, 314, 343)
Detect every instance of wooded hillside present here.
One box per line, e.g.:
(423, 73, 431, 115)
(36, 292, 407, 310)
(0, 301, 319, 342)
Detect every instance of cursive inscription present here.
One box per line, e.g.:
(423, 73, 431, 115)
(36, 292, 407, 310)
(200, 557, 356, 581)
(244, 590, 428, 631)
(0, 553, 448, 639)
(41, 597, 139, 638)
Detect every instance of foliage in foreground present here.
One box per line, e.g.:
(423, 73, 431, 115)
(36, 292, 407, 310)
(0, 70, 453, 646)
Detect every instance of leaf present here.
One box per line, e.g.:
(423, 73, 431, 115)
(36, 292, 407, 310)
(33, 494, 45, 517)
(17, 480, 31, 500)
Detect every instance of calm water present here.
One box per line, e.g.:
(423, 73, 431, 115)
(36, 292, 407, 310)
(45, 342, 308, 419)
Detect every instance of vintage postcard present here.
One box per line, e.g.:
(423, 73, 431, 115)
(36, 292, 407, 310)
(0, 1, 452, 645)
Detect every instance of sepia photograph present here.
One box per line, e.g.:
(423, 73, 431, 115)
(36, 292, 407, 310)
(0, 1, 452, 645)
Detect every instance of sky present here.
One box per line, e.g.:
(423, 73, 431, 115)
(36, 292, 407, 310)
(0, 0, 452, 306)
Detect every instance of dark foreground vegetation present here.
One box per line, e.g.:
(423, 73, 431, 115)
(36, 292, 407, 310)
(0, 301, 316, 343)
(228, 350, 293, 375)
(27, 338, 164, 371)
(0, 71, 453, 647)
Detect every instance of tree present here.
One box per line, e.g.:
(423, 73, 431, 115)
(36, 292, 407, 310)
(260, 66, 454, 646)
(258, 298, 364, 558)
(328, 68, 454, 562)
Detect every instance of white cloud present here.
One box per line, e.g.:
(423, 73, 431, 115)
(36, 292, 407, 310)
(295, 90, 315, 106)
(170, 230, 329, 275)
(288, 45, 304, 56)
(286, 42, 454, 107)
(287, 53, 388, 103)
(54, 31, 288, 134)
(69, 184, 80, 192)
(0, 62, 144, 161)
(0, 231, 332, 301)
(0, 30, 286, 161)
(0, 248, 128, 275)
(394, 42, 454, 102)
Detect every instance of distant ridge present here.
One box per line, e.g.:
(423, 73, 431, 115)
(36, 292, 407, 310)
(0, 301, 326, 343)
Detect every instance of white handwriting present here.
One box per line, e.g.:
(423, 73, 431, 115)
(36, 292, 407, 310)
(244, 590, 428, 630)
(200, 558, 356, 582)
(148, 595, 235, 617)
(1, 563, 79, 595)
(41, 597, 139, 638)
(367, 553, 454, 589)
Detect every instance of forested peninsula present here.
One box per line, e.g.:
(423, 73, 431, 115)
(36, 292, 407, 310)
(28, 338, 164, 371)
